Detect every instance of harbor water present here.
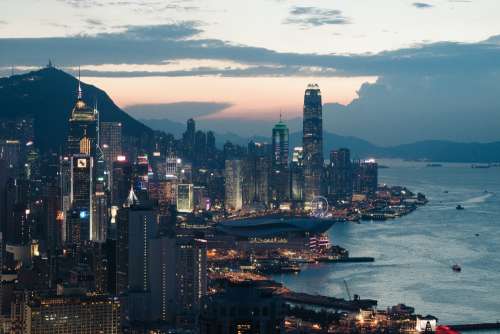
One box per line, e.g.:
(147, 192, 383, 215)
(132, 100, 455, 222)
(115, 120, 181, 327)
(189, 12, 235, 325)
(274, 159, 500, 324)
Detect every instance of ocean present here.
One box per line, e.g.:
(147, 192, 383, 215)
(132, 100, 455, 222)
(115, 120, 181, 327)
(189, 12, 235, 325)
(273, 159, 500, 325)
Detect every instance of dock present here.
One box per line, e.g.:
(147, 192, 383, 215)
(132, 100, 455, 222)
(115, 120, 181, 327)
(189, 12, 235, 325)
(282, 291, 377, 312)
(449, 323, 500, 331)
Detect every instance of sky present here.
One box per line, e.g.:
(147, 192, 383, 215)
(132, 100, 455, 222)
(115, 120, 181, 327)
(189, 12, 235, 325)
(1, 0, 500, 145)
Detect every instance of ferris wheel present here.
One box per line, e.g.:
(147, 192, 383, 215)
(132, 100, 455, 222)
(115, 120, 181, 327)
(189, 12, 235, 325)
(311, 196, 329, 217)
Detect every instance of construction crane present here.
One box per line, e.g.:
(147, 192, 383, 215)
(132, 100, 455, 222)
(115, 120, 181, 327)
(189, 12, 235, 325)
(343, 279, 352, 301)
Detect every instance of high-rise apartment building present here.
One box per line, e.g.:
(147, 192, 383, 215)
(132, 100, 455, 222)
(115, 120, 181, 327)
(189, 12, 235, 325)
(224, 159, 243, 211)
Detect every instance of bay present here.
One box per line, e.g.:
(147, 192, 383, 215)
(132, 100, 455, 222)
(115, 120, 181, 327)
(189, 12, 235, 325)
(274, 159, 500, 324)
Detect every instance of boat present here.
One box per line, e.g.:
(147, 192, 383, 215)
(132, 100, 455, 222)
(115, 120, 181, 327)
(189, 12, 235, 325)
(452, 264, 461, 272)
(443, 190, 449, 194)
(426, 163, 443, 167)
(456, 205, 465, 210)
(471, 164, 490, 169)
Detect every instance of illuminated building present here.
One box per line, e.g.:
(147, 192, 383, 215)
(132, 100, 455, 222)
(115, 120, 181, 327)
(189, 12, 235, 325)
(126, 198, 158, 322)
(111, 156, 132, 207)
(66, 78, 98, 157)
(245, 142, 271, 206)
(328, 148, 353, 201)
(290, 147, 304, 202)
(177, 184, 194, 213)
(24, 294, 120, 334)
(224, 159, 243, 211)
(353, 159, 378, 197)
(59, 156, 71, 242)
(100, 121, 122, 167)
(70, 155, 93, 240)
(92, 183, 108, 242)
(0, 139, 21, 170)
(302, 84, 324, 203)
(271, 119, 289, 202)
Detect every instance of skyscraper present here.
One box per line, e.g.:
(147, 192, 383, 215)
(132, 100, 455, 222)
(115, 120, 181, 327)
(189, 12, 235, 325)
(66, 79, 98, 157)
(70, 155, 93, 241)
(177, 183, 194, 213)
(271, 118, 289, 202)
(290, 146, 304, 202)
(100, 122, 122, 167)
(302, 84, 324, 203)
(127, 199, 158, 322)
(224, 159, 243, 211)
(328, 148, 353, 201)
(111, 157, 132, 207)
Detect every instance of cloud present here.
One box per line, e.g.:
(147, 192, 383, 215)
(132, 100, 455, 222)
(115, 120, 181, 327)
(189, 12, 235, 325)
(4, 23, 500, 79)
(124, 102, 232, 122)
(285, 6, 350, 27)
(84, 18, 104, 26)
(412, 2, 433, 9)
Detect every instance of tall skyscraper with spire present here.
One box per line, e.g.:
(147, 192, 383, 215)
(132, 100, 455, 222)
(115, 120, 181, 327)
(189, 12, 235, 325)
(66, 72, 98, 156)
(302, 84, 324, 203)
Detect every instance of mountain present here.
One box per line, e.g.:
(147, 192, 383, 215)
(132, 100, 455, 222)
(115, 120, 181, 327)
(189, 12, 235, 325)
(0, 67, 152, 153)
(379, 140, 500, 163)
(142, 116, 500, 162)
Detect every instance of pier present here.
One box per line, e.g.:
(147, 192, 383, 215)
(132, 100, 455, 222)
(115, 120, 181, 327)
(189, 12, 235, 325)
(282, 291, 377, 312)
(449, 323, 500, 331)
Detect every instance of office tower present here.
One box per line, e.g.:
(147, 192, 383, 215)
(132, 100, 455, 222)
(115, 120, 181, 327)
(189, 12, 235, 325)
(193, 186, 209, 211)
(177, 184, 194, 213)
(66, 80, 98, 156)
(92, 183, 108, 242)
(206, 130, 216, 155)
(271, 119, 290, 202)
(59, 156, 72, 242)
(127, 200, 158, 322)
(4, 178, 29, 245)
(44, 182, 61, 252)
(290, 147, 304, 202)
(111, 156, 132, 207)
(302, 84, 324, 203)
(272, 117, 289, 168)
(70, 155, 93, 240)
(194, 130, 207, 167)
(182, 118, 196, 161)
(224, 159, 243, 211)
(166, 154, 181, 178)
(328, 148, 353, 201)
(245, 141, 271, 206)
(100, 122, 122, 167)
(200, 281, 285, 334)
(24, 294, 120, 334)
(353, 159, 378, 197)
(66, 208, 90, 247)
